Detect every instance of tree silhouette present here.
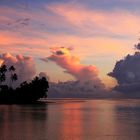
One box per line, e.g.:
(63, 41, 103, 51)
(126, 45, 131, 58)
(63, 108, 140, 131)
(0, 64, 49, 104)
(9, 66, 15, 72)
(0, 65, 7, 85)
(0, 73, 6, 84)
(15, 76, 49, 103)
(9, 66, 18, 87)
(11, 73, 18, 82)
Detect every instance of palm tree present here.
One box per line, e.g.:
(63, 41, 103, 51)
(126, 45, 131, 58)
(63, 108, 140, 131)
(0, 73, 6, 83)
(0, 64, 7, 72)
(0, 65, 7, 85)
(9, 66, 15, 72)
(11, 73, 18, 82)
(9, 65, 17, 87)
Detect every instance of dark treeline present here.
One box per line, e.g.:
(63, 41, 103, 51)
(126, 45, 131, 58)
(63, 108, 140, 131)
(0, 65, 49, 104)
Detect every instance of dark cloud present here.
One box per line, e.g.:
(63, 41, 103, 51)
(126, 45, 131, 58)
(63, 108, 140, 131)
(114, 83, 140, 93)
(48, 80, 109, 98)
(134, 43, 140, 50)
(109, 51, 140, 95)
(8, 18, 30, 27)
(55, 50, 65, 55)
(15, 18, 30, 26)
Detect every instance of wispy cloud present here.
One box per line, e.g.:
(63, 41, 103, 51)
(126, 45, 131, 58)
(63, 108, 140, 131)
(46, 3, 140, 37)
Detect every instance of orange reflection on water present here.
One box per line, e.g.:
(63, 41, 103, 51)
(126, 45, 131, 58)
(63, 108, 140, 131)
(60, 102, 83, 140)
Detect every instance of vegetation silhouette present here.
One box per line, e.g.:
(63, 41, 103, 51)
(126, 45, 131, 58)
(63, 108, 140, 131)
(0, 64, 49, 104)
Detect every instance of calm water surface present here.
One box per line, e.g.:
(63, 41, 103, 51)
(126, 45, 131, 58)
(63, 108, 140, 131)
(0, 99, 140, 140)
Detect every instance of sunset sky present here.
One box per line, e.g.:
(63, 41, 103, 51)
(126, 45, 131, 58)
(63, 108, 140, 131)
(0, 0, 140, 90)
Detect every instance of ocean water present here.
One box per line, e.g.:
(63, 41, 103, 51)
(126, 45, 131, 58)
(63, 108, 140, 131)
(0, 99, 140, 140)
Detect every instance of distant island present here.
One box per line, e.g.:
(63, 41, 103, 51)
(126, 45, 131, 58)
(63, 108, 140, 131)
(0, 64, 49, 104)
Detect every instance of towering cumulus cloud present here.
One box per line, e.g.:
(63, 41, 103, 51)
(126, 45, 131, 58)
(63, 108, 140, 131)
(43, 47, 106, 97)
(0, 53, 36, 87)
(109, 44, 140, 97)
(48, 47, 102, 83)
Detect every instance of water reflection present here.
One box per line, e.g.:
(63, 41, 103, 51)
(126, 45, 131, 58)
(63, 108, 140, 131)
(0, 99, 140, 140)
(0, 104, 48, 140)
(115, 100, 140, 140)
(60, 102, 83, 140)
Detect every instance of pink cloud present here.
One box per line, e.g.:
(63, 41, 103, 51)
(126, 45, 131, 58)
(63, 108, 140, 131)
(46, 47, 105, 89)
(0, 53, 36, 87)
